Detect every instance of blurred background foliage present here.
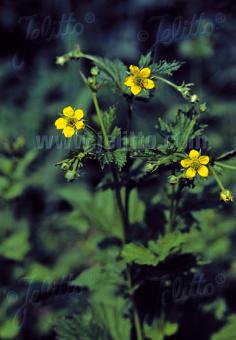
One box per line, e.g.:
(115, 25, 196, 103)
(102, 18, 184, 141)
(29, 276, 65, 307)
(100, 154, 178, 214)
(0, 0, 236, 339)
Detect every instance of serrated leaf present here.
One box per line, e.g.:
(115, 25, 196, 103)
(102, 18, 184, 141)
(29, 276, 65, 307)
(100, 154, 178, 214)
(113, 149, 127, 171)
(138, 52, 152, 68)
(121, 243, 158, 265)
(110, 126, 121, 142)
(144, 319, 179, 340)
(95, 57, 127, 92)
(148, 231, 187, 263)
(151, 60, 183, 76)
(156, 111, 206, 150)
(103, 106, 116, 133)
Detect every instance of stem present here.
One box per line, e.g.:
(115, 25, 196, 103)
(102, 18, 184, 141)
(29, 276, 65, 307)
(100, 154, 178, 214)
(154, 75, 180, 92)
(88, 85, 143, 340)
(181, 117, 197, 149)
(209, 166, 225, 191)
(127, 96, 134, 138)
(133, 307, 143, 340)
(168, 182, 179, 232)
(110, 164, 129, 241)
(91, 92, 109, 148)
(215, 161, 236, 171)
(90, 92, 129, 237)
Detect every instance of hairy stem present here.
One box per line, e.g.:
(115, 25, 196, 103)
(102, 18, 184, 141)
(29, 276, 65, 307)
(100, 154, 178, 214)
(215, 161, 236, 171)
(210, 166, 225, 191)
(91, 92, 110, 148)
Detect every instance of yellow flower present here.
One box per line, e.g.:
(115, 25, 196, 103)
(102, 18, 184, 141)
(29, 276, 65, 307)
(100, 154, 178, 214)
(180, 149, 210, 179)
(55, 106, 85, 138)
(220, 189, 233, 203)
(124, 65, 155, 95)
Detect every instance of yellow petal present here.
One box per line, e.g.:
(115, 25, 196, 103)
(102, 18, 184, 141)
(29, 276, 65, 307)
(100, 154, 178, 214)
(140, 67, 151, 78)
(74, 109, 84, 120)
(63, 106, 74, 117)
(130, 85, 142, 95)
(185, 167, 196, 179)
(189, 149, 200, 159)
(199, 155, 209, 165)
(129, 65, 140, 75)
(124, 76, 135, 87)
(197, 165, 209, 177)
(63, 126, 75, 138)
(55, 117, 67, 130)
(143, 79, 155, 89)
(180, 158, 192, 168)
(75, 120, 85, 130)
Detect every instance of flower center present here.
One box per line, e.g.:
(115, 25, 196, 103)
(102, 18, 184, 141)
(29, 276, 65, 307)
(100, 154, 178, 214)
(191, 160, 200, 170)
(134, 77, 144, 87)
(67, 118, 76, 127)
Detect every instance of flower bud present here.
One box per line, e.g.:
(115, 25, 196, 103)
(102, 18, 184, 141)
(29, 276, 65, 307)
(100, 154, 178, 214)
(144, 163, 157, 172)
(61, 162, 70, 171)
(56, 56, 66, 66)
(65, 170, 76, 182)
(199, 103, 207, 112)
(220, 189, 233, 203)
(168, 175, 179, 184)
(190, 94, 199, 103)
(91, 66, 99, 76)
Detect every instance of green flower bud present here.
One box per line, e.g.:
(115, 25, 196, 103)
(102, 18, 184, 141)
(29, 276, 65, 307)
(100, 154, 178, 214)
(65, 170, 76, 182)
(56, 56, 66, 66)
(144, 163, 157, 172)
(190, 94, 199, 103)
(61, 162, 70, 171)
(91, 66, 99, 76)
(168, 175, 179, 184)
(199, 103, 207, 112)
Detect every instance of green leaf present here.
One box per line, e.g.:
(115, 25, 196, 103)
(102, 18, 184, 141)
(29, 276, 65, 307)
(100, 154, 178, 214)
(0, 176, 9, 192)
(72, 264, 102, 289)
(151, 60, 183, 76)
(0, 229, 30, 261)
(95, 57, 127, 92)
(128, 189, 145, 224)
(72, 261, 130, 340)
(156, 111, 206, 150)
(102, 106, 116, 133)
(144, 319, 179, 340)
(138, 52, 152, 68)
(121, 231, 188, 266)
(0, 156, 13, 175)
(4, 183, 25, 200)
(110, 126, 121, 142)
(13, 149, 37, 179)
(211, 314, 236, 340)
(113, 149, 127, 171)
(121, 243, 158, 266)
(148, 231, 187, 263)
(0, 318, 20, 339)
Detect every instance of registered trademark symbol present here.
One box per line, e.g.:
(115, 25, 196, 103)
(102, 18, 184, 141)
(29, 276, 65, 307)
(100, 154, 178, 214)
(84, 12, 96, 24)
(215, 13, 226, 24)
(215, 272, 226, 285)
(137, 30, 149, 42)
